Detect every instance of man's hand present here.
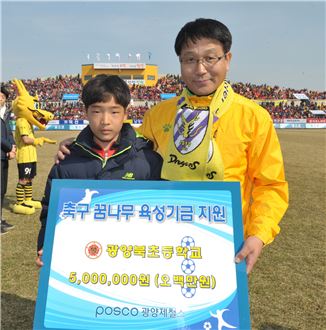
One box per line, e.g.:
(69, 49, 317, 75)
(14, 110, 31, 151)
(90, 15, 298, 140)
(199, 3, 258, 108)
(7, 145, 16, 159)
(235, 236, 263, 274)
(7, 151, 16, 160)
(55, 137, 74, 164)
(36, 249, 44, 267)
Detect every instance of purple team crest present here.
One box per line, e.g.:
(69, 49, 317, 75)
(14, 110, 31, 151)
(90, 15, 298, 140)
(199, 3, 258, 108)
(173, 108, 209, 154)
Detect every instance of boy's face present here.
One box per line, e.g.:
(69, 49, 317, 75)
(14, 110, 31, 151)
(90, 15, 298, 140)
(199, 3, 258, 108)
(86, 97, 127, 150)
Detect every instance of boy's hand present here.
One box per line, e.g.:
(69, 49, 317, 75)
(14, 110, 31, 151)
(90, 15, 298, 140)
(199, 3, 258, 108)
(36, 249, 44, 267)
(234, 236, 263, 274)
(55, 137, 74, 164)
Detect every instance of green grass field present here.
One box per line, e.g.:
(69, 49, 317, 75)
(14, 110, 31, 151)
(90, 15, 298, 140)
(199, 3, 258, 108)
(1, 129, 325, 330)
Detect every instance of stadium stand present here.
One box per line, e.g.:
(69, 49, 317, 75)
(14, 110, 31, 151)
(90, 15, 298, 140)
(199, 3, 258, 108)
(3, 75, 325, 121)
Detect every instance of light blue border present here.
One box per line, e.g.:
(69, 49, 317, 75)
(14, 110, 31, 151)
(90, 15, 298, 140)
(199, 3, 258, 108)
(33, 180, 250, 330)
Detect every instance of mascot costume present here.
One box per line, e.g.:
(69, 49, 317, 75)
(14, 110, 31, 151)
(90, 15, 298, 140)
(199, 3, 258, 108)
(12, 79, 56, 215)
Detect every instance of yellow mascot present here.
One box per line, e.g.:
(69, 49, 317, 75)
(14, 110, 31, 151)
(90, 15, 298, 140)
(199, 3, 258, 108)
(12, 79, 56, 215)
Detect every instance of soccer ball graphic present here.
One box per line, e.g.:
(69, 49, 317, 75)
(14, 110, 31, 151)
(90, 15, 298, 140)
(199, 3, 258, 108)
(181, 236, 195, 248)
(181, 258, 196, 274)
(181, 285, 196, 298)
(203, 322, 212, 330)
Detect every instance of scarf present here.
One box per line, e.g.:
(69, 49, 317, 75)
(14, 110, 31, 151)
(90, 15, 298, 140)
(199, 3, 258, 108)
(161, 80, 234, 181)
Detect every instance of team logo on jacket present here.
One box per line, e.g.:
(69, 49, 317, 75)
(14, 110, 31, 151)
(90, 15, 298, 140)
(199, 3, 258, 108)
(174, 108, 208, 154)
(85, 241, 102, 259)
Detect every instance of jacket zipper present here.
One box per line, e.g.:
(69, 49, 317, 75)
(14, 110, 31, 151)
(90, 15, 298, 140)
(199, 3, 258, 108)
(75, 142, 132, 168)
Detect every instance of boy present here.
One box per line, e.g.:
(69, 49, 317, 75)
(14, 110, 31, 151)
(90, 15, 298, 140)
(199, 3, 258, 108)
(36, 74, 162, 266)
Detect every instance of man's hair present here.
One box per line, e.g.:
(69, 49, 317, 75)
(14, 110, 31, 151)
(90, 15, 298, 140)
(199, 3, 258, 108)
(82, 74, 131, 109)
(174, 18, 232, 56)
(1, 84, 10, 99)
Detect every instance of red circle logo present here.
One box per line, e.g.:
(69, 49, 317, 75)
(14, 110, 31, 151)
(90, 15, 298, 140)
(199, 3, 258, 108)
(85, 241, 102, 259)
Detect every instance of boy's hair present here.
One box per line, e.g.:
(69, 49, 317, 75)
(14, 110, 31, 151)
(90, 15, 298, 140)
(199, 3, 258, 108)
(82, 74, 131, 109)
(174, 18, 232, 56)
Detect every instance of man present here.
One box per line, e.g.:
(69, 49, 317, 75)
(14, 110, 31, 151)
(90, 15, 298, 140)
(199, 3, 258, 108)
(1, 85, 16, 234)
(58, 18, 288, 273)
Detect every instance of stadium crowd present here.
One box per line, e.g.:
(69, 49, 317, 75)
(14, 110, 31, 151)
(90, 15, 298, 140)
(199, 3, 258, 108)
(262, 100, 326, 119)
(3, 74, 325, 121)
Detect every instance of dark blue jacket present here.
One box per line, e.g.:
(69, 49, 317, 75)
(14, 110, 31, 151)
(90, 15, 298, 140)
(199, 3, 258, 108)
(1, 109, 15, 160)
(37, 123, 162, 250)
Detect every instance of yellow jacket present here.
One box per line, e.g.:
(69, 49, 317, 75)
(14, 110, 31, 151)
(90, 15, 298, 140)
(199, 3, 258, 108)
(137, 92, 289, 245)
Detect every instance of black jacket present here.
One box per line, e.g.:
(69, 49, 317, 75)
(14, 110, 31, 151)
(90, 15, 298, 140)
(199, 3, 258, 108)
(1, 108, 15, 160)
(37, 123, 162, 250)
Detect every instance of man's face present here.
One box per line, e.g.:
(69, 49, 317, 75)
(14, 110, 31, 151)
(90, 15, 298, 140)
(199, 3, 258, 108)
(179, 38, 232, 96)
(86, 97, 127, 150)
(0, 92, 7, 107)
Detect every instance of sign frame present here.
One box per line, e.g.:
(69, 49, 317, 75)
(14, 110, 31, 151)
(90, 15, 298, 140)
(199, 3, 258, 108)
(34, 180, 251, 330)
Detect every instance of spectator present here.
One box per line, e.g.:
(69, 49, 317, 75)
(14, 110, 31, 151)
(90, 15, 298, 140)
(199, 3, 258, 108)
(1, 84, 16, 234)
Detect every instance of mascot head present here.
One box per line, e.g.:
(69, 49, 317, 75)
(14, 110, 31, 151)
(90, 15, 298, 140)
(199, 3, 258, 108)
(12, 79, 54, 130)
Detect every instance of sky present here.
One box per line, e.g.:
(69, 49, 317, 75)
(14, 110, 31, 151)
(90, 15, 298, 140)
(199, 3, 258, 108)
(1, 0, 325, 91)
